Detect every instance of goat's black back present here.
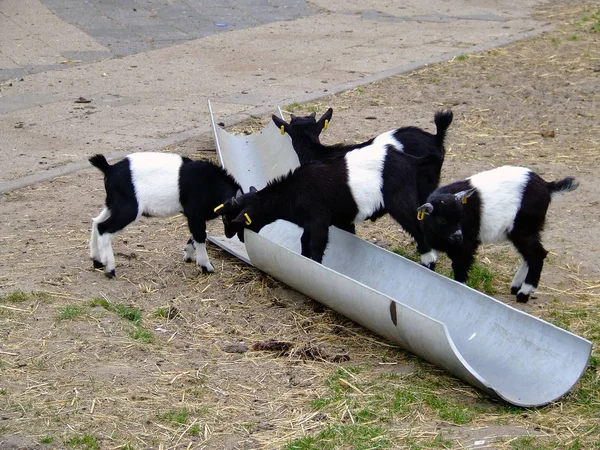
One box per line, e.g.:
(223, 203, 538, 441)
(178, 160, 241, 220)
(258, 158, 358, 227)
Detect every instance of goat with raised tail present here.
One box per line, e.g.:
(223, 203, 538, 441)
(271, 108, 452, 172)
(214, 145, 442, 266)
(417, 166, 579, 302)
(89, 152, 241, 278)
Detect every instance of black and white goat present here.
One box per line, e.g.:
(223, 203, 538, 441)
(271, 108, 453, 179)
(215, 143, 441, 266)
(416, 166, 579, 302)
(89, 152, 241, 278)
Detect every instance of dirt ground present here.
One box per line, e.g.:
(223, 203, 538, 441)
(1, 1, 599, 449)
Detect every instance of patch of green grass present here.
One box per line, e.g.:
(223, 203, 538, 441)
(508, 436, 558, 450)
(90, 298, 142, 324)
(154, 306, 179, 320)
(423, 392, 476, 424)
(286, 102, 302, 112)
(67, 434, 99, 450)
(2, 290, 29, 303)
(0, 388, 8, 395)
(89, 297, 110, 309)
(568, 34, 579, 41)
(40, 435, 53, 444)
(455, 54, 469, 61)
(286, 424, 389, 450)
(114, 304, 142, 324)
(390, 388, 418, 415)
(466, 263, 496, 294)
(157, 408, 189, 425)
(90, 297, 152, 342)
(551, 37, 560, 44)
(392, 247, 419, 262)
(56, 305, 86, 321)
(130, 326, 153, 343)
(189, 424, 201, 436)
(307, 367, 484, 449)
(0, 290, 50, 304)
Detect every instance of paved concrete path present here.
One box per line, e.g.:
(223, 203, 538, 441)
(0, 0, 551, 192)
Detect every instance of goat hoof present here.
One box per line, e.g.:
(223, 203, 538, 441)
(510, 286, 519, 295)
(105, 270, 116, 279)
(420, 262, 436, 271)
(516, 292, 529, 303)
(92, 259, 105, 269)
(201, 266, 215, 274)
(184, 257, 193, 263)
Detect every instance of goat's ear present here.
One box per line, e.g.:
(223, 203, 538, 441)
(318, 108, 333, 131)
(271, 115, 289, 134)
(232, 210, 253, 226)
(417, 203, 434, 221)
(249, 186, 258, 193)
(455, 188, 476, 204)
(235, 189, 243, 198)
(309, 112, 316, 119)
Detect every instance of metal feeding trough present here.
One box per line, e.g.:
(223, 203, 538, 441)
(206, 101, 592, 407)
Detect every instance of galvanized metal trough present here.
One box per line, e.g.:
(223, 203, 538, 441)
(206, 101, 592, 407)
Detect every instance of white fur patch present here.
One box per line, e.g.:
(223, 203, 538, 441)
(372, 130, 404, 152)
(90, 207, 110, 261)
(510, 260, 529, 289)
(195, 242, 214, 272)
(128, 152, 184, 218)
(468, 166, 530, 244)
(345, 144, 386, 222)
(98, 233, 115, 273)
(518, 283, 536, 296)
(183, 240, 195, 261)
(420, 249, 438, 266)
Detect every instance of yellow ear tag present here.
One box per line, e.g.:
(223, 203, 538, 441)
(417, 210, 425, 221)
(461, 196, 468, 205)
(214, 204, 224, 213)
(323, 119, 329, 131)
(244, 213, 252, 225)
(280, 125, 285, 135)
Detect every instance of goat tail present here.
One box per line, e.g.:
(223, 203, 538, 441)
(548, 176, 579, 199)
(434, 109, 453, 143)
(89, 154, 111, 175)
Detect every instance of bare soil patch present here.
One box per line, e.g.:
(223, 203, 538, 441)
(1, 1, 599, 449)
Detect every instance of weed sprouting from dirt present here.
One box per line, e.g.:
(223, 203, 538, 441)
(56, 305, 86, 320)
(157, 408, 189, 425)
(466, 263, 496, 294)
(67, 434, 99, 450)
(90, 297, 153, 342)
(1, 290, 28, 303)
(129, 326, 153, 342)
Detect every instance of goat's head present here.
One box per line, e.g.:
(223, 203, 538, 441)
(271, 108, 333, 144)
(214, 187, 263, 242)
(417, 188, 476, 246)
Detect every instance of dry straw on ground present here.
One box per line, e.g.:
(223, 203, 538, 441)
(1, 1, 599, 449)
